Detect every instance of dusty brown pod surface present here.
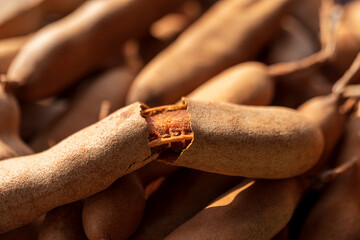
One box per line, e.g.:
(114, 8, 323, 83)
(83, 174, 145, 240)
(0, 102, 154, 233)
(152, 99, 324, 178)
(126, 0, 290, 106)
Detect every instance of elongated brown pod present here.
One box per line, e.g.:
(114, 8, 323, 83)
(165, 179, 307, 240)
(82, 174, 146, 240)
(38, 202, 86, 240)
(0, 35, 30, 74)
(30, 67, 134, 152)
(5, 0, 184, 100)
(130, 169, 240, 240)
(126, 0, 290, 106)
(299, 103, 360, 240)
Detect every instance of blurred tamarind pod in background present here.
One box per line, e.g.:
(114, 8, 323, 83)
(0, 35, 31, 74)
(126, 0, 291, 107)
(37, 202, 86, 240)
(130, 169, 241, 240)
(165, 179, 307, 240)
(30, 67, 134, 152)
(82, 174, 146, 240)
(298, 101, 360, 240)
(5, 0, 184, 101)
(0, 0, 85, 39)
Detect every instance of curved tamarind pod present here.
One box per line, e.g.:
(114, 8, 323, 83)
(130, 169, 240, 240)
(0, 84, 32, 159)
(6, 0, 184, 100)
(165, 179, 306, 240)
(299, 103, 360, 240)
(0, 0, 85, 39)
(0, 35, 30, 74)
(38, 202, 86, 240)
(0, 102, 153, 233)
(150, 98, 324, 178)
(30, 67, 134, 152)
(126, 0, 291, 107)
(82, 173, 146, 240)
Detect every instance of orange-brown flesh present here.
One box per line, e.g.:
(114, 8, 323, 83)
(143, 107, 193, 153)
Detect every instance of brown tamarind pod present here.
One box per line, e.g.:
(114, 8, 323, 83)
(298, 102, 360, 240)
(130, 169, 240, 240)
(38, 202, 86, 240)
(271, 226, 290, 240)
(0, 35, 30, 74)
(126, 0, 291, 107)
(0, 102, 154, 233)
(5, 0, 184, 101)
(30, 66, 134, 152)
(165, 179, 306, 240)
(82, 173, 146, 240)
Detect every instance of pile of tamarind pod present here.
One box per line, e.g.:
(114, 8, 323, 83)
(1, 0, 360, 239)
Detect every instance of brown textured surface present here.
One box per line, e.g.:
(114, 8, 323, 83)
(30, 67, 134, 152)
(83, 173, 145, 240)
(165, 179, 305, 240)
(0, 102, 153, 233)
(6, 0, 184, 100)
(187, 62, 274, 106)
(299, 104, 360, 240)
(130, 169, 240, 240)
(169, 98, 324, 178)
(126, 0, 290, 106)
(38, 202, 86, 240)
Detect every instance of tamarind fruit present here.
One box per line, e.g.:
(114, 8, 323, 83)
(0, 35, 30, 74)
(38, 202, 87, 240)
(126, 0, 291, 107)
(5, 0, 184, 101)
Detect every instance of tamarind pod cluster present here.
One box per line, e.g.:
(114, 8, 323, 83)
(126, 0, 291, 107)
(82, 173, 145, 240)
(0, 102, 153, 233)
(164, 99, 324, 178)
(165, 179, 307, 240)
(0, 0, 85, 39)
(38, 202, 86, 240)
(5, 0, 184, 101)
(30, 66, 134, 152)
(299, 102, 360, 240)
(130, 169, 241, 240)
(0, 35, 30, 74)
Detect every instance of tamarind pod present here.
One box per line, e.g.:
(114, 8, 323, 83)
(38, 202, 86, 240)
(130, 169, 240, 240)
(165, 179, 306, 240)
(82, 173, 145, 240)
(126, 0, 291, 107)
(0, 35, 30, 74)
(271, 226, 289, 240)
(158, 98, 324, 178)
(5, 0, 184, 101)
(187, 62, 274, 106)
(299, 103, 360, 240)
(297, 94, 346, 173)
(0, 85, 32, 159)
(0, 102, 154, 233)
(30, 67, 134, 152)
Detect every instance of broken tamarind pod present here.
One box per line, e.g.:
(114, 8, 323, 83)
(0, 0, 85, 39)
(0, 35, 30, 74)
(0, 102, 154, 233)
(30, 67, 134, 152)
(82, 173, 146, 240)
(130, 169, 241, 240)
(5, 0, 184, 101)
(165, 179, 307, 240)
(37, 202, 86, 240)
(145, 98, 324, 178)
(126, 0, 291, 107)
(299, 102, 360, 240)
